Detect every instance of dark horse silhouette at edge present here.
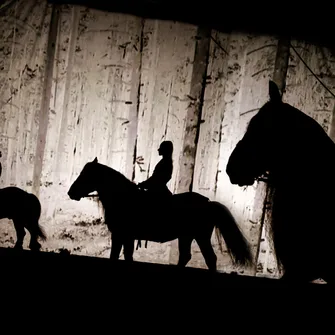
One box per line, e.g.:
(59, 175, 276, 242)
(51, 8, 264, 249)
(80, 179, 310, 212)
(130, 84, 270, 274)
(68, 158, 253, 272)
(227, 80, 335, 284)
(0, 187, 46, 251)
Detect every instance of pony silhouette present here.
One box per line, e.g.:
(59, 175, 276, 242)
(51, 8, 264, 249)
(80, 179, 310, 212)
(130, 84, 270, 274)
(68, 158, 253, 271)
(226, 80, 335, 283)
(0, 186, 46, 251)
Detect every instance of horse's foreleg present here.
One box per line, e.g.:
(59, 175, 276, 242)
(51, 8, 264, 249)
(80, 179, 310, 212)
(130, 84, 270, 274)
(13, 220, 25, 250)
(26, 222, 42, 251)
(110, 237, 123, 260)
(123, 238, 134, 262)
(177, 237, 193, 267)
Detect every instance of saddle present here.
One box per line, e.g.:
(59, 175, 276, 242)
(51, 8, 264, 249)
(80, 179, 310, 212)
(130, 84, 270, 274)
(136, 187, 173, 250)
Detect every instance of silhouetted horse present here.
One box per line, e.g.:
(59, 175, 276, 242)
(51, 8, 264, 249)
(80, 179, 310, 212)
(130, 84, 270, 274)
(0, 187, 46, 250)
(68, 158, 253, 271)
(226, 80, 335, 283)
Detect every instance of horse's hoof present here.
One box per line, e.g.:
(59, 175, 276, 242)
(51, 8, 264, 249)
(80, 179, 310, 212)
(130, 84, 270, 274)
(29, 240, 41, 251)
(29, 245, 41, 252)
(13, 245, 23, 250)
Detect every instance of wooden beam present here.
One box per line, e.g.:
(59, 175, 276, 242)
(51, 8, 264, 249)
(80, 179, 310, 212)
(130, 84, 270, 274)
(55, 5, 80, 185)
(176, 26, 211, 193)
(253, 37, 290, 275)
(272, 37, 290, 96)
(328, 104, 335, 143)
(169, 25, 210, 265)
(32, 4, 60, 197)
(127, 19, 144, 181)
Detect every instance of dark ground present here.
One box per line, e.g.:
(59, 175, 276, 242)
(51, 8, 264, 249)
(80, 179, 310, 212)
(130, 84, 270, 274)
(0, 246, 332, 328)
(0, 246, 331, 291)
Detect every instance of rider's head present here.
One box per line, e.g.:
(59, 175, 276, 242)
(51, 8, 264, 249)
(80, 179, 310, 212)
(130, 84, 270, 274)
(158, 141, 173, 157)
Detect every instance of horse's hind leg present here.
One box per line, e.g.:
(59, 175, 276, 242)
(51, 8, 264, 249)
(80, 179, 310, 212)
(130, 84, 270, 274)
(28, 230, 42, 251)
(13, 220, 26, 250)
(177, 237, 193, 267)
(110, 236, 123, 261)
(196, 237, 217, 272)
(123, 238, 134, 262)
(25, 221, 42, 251)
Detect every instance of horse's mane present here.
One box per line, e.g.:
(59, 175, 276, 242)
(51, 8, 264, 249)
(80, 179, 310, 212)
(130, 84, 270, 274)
(260, 102, 335, 274)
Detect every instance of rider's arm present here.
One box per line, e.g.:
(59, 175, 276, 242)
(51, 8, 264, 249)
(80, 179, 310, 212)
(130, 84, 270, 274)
(138, 160, 172, 189)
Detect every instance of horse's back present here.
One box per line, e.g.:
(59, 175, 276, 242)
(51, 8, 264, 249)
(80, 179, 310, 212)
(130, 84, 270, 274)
(172, 191, 209, 206)
(129, 191, 210, 242)
(0, 186, 40, 220)
(0, 186, 34, 199)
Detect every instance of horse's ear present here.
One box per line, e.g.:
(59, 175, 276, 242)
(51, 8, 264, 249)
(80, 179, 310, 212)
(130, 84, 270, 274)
(93, 157, 98, 164)
(269, 80, 282, 103)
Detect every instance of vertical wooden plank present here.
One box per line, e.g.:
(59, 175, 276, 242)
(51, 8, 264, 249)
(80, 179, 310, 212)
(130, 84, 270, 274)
(187, 31, 232, 269)
(134, 19, 197, 264)
(39, 9, 143, 257)
(272, 37, 290, 94)
(175, 26, 210, 193)
(215, 33, 278, 274)
(39, 4, 80, 224)
(329, 104, 335, 142)
(284, 41, 335, 132)
(254, 37, 290, 278)
(135, 20, 197, 192)
(168, 26, 210, 265)
(126, 18, 144, 181)
(0, 0, 52, 248)
(54, 5, 80, 185)
(193, 31, 230, 200)
(0, 0, 50, 192)
(32, 3, 60, 197)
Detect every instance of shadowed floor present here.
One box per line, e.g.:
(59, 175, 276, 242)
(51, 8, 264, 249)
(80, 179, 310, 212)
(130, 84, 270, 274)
(0, 247, 329, 289)
(0, 247, 331, 325)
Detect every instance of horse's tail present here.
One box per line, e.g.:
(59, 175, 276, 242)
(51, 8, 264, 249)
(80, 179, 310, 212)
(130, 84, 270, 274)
(210, 201, 253, 267)
(36, 222, 47, 241)
(29, 193, 47, 241)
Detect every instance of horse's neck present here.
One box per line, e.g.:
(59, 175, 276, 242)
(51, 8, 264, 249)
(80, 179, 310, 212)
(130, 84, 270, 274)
(95, 172, 136, 208)
(274, 147, 335, 190)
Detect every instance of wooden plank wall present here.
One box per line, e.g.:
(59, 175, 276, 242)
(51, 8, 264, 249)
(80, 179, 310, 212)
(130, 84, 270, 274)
(0, 0, 334, 275)
(202, 33, 279, 275)
(0, 0, 52, 248)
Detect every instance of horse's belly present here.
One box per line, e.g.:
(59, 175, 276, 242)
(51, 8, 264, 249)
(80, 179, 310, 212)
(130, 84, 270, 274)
(133, 220, 179, 243)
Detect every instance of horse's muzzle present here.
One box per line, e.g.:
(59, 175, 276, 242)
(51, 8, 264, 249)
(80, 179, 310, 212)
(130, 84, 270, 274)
(229, 175, 255, 187)
(67, 191, 81, 201)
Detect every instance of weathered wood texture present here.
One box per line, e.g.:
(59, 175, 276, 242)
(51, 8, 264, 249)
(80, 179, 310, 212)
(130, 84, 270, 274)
(0, 0, 52, 248)
(42, 6, 143, 254)
(32, 3, 59, 198)
(134, 19, 197, 263)
(175, 26, 210, 194)
(209, 34, 279, 275)
(0, 1, 334, 276)
(0, 0, 51, 191)
(285, 42, 335, 134)
(169, 26, 210, 265)
(134, 20, 197, 193)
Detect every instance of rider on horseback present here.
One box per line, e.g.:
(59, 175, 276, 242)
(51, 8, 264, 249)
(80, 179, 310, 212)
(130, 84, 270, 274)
(138, 141, 173, 200)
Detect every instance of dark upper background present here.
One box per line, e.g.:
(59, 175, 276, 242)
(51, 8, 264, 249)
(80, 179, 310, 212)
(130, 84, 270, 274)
(48, 0, 335, 49)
